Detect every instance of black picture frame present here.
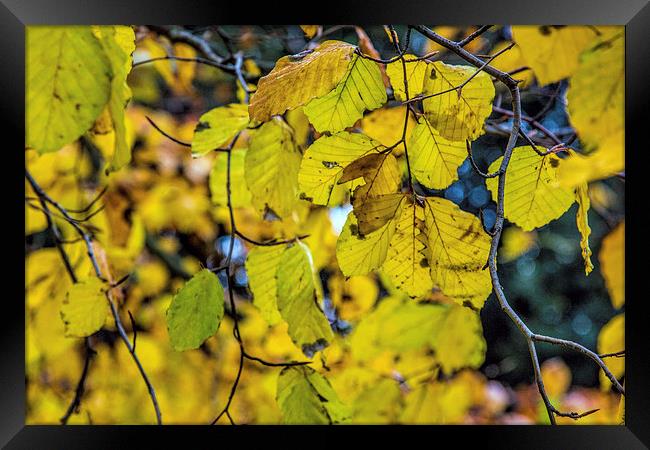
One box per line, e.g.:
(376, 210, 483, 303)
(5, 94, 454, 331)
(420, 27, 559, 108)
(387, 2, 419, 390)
(5, 0, 648, 447)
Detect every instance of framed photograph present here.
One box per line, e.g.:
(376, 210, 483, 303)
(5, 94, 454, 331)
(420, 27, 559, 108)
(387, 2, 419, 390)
(6, 0, 648, 447)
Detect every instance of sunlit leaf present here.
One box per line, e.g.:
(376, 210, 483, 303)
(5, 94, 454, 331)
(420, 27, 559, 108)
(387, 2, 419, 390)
(575, 183, 594, 275)
(249, 40, 356, 122)
(245, 245, 286, 325)
(597, 314, 624, 390)
(60, 277, 109, 338)
(27, 26, 112, 153)
(191, 104, 249, 157)
(486, 145, 575, 231)
(599, 222, 624, 309)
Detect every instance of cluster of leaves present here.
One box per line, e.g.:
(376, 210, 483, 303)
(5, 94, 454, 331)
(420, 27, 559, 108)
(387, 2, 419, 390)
(25, 25, 624, 424)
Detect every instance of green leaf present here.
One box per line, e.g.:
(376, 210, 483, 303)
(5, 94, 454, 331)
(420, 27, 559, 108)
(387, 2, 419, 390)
(277, 366, 351, 424)
(27, 26, 112, 153)
(245, 245, 286, 325)
(245, 118, 301, 218)
(166, 269, 225, 351)
(303, 54, 386, 133)
(276, 242, 333, 357)
(60, 277, 109, 338)
(191, 104, 249, 157)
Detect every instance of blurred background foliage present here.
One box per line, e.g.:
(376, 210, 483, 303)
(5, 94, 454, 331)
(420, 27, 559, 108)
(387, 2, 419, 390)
(25, 25, 624, 424)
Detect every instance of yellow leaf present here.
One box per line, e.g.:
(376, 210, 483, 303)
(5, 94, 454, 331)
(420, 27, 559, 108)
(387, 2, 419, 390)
(336, 210, 398, 277)
(500, 226, 536, 263)
(342, 153, 401, 213)
(409, 117, 467, 189)
(245, 118, 301, 218)
(209, 149, 252, 208)
(401, 376, 474, 424)
(276, 243, 333, 356)
(301, 207, 338, 270)
(298, 131, 384, 206)
(60, 278, 109, 338)
(489, 41, 534, 87)
(245, 245, 285, 326)
(386, 54, 427, 101)
(299, 25, 320, 39)
(285, 107, 311, 148)
(423, 197, 492, 309)
(575, 183, 594, 275)
(431, 304, 486, 374)
(599, 222, 624, 309)
(567, 34, 624, 150)
(360, 106, 415, 155)
(303, 54, 386, 133)
(381, 199, 433, 298)
(558, 132, 624, 189)
(353, 192, 406, 236)
(140, 37, 175, 87)
(328, 274, 379, 322)
(541, 357, 572, 398)
(27, 26, 112, 153)
(249, 41, 356, 122)
(352, 378, 402, 424)
(422, 61, 495, 142)
(511, 25, 599, 85)
(486, 145, 575, 231)
(597, 314, 624, 390)
(191, 104, 249, 157)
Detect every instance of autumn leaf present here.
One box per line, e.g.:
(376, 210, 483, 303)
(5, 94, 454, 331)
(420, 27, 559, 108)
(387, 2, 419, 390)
(27, 26, 112, 153)
(276, 243, 333, 357)
(487, 145, 575, 231)
(245, 245, 286, 326)
(277, 366, 351, 424)
(303, 53, 386, 133)
(298, 131, 384, 206)
(575, 183, 594, 275)
(245, 117, 302, 218)
(599, 222, 624, 309)
(60, 277, 109, 338)
(191, 104, 249, 157)
(249, 40, 356, 122)
(422, 61, 495, 142)
(511, 25, 598, 85)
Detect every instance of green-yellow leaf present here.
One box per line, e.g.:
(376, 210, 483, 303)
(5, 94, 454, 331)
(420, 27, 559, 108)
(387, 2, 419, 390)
(599, 222, 624, 309)
(245, 118, 301, 218)
(557, 132, 624, 188)
(422, 61, 494, 142)
(303, 54, 386, 133)
(336, 211, 398, 276)
(298, 131, 384, 206)
(276, 243, 333, 357)
(409, 117, 467, 189)
(512, 25, 598, 86)
(191, 104, 249, 157)
(166, 269, 225, 351)
(27, 26, 112, 153)
(575, 183, 594, 275)
(60, 277, 108, 338)
(486, 145, 575, 231)
(386, 54, 427, 101)
(245, 245, 286, 325)
(209, 148, 252, 208)
(277, 366, 351, 424)
(353, 193, 406, 236)
(94, 25, 136, 171)
(423, 197, 492, 309)
(249, 40, 356, 122)
(381, 199, 433, 298)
